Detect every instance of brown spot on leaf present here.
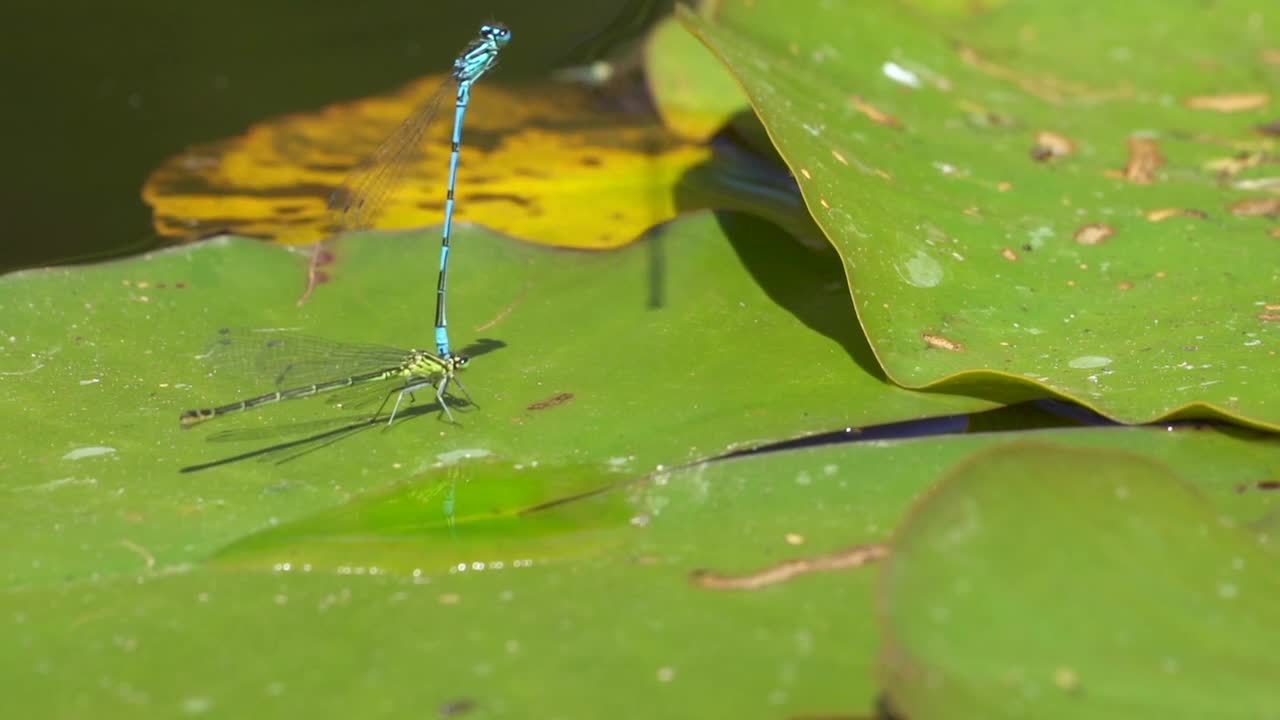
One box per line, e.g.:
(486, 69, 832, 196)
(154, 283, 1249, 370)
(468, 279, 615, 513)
(849, 96, 902, 128)
(799, 167, 812, 180)
(1261, 49, 1280, 65)
(1030, 131, 1075, 161)
(1117, 281, 1134, 291)
(1183, 93, 1269, 112)
(1146, 208, 1208, 222)
(296, 247, 329, 306)
(831, 149, 849, 165)
(689, 543, 889, 591)
(1256, 120, 1280, 137)
(1208, 152, 1265, 178)
(1074, 223, 1115, 245)
(438, 699, 476, 718)
(1228, 197, 1280, 218)
(1269, 227, 1280, 239)
(1001, 247, 1019, 261)
(527, 392, 574, 411)
(819, 197, 831, 209)
(1121, 137, 1163, 184)
(922, 333, 964, 352)
(956, 45, 1131, 104)
(957, 99, 1018, 128)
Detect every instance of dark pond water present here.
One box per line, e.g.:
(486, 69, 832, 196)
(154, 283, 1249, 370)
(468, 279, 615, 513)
(2, 0, 665, 273)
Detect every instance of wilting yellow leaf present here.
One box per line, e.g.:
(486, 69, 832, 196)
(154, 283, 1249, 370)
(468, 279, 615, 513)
(143, 74, 712, 249)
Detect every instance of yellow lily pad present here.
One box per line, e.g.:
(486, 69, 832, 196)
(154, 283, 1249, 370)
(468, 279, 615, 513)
(143, 74, 712, 249)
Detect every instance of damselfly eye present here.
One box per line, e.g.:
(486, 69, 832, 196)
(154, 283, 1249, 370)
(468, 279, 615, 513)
(481, 24, 512, 45)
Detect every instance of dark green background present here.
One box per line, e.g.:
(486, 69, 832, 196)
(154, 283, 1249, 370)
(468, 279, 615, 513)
(0, 0, 666, 272)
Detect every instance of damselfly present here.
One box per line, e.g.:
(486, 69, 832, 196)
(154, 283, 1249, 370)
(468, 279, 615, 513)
(327, 23, 512, 359)
(179, 329, 471, 427)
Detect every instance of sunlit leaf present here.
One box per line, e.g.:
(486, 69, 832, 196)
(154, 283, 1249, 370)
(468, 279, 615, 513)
(681, 0, 1280, 430)
(0, 212, 1001, 585)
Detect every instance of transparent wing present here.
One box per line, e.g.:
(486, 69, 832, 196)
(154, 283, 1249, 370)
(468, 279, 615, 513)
(323, 378, 410, 412)
(326, 78, 452, 233)
(195, 329, 415, 389)
(323, 369, 454, 411)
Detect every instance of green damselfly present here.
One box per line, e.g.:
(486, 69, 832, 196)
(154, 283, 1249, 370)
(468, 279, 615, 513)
(179, 329, 470, 428)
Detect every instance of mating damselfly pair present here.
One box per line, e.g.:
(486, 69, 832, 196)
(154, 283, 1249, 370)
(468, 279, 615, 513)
(181, 23, 511, 429)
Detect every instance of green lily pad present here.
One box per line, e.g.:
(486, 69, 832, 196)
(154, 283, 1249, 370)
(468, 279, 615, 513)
(0, 211, 1002, 587)
(216, 423, 1280, 580)
(680, 1, 1280, 429)
(4, 426, 1279, 718)
(880, 442, 1280, 718)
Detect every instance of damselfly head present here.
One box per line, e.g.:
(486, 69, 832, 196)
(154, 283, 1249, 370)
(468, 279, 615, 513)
(452, 355, 471, 370)
(480, 23, 512, 47)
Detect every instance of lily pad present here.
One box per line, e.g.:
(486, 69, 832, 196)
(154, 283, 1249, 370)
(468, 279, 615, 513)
(4, 426, 1279, 717)
(0, 211, 999, 586)
(141, 73, 811, 257)
(142, 74, 710, 249)
(680, 0, 1280, 429)
(879, 442, 1280, 718)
